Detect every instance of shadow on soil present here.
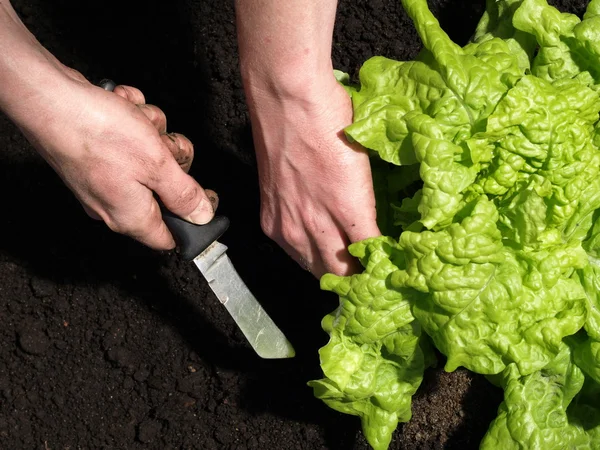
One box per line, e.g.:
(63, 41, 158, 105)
(2, 0, 357, 446)
(0, 148, 356, 447)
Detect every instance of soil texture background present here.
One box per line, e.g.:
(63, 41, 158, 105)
(0, 0, 583, 449)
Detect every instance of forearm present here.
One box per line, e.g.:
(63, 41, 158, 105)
(234, 0, 338, 103)
(0, 1, 68, 125)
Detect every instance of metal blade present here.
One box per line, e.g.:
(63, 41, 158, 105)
(194, 241, 295, 359)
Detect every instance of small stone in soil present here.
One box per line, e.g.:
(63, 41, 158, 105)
(106, 346, 136, 369)
(18, 327, 50, 355)
(181, 395, 196, 408)
(133, 367, 150, 382)
(122, 376, 134, 390)
(137, 419, 162, 444)
(29, 276, 55, 298)
(206, 398, 217, 413)
(214, 427, 234, 445)
(54, 340, 67, 351)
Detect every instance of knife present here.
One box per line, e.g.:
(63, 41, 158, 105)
(99, 78, 295, 359)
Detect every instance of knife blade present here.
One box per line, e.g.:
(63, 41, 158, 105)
(162, 212, 295, 359)
(99, 79, 295, 359)
(194, 240, 296, 359)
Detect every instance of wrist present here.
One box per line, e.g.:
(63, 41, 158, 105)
(241, 64, 341, 123)
(0, 58, 71, 128)
(0, 4, 74, 124)
(241, 51, 337, 98)
(243, 73, 354, 163)
(0, 44, 85, 136)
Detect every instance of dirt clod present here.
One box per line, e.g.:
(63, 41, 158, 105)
(29, 276, 55, 298)
(137, 419, 162, 444)
(106, 346, 137, 370)
(17, 325, 51, 355)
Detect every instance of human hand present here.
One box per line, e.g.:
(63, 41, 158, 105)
(247, 77, 381, 278)
(8, 66, 217, 251)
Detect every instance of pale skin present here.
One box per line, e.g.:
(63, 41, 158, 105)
(0, 1, 217, 251)
(0, 0, 380, 278)
(235, 0, 381, 277)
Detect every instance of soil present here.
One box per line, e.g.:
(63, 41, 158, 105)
(0, 0, 582, 449)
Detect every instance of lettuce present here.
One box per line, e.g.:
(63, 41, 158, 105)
(309, 1, 600, 448)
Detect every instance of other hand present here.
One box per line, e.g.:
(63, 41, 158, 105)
(247, 77, 381, 278)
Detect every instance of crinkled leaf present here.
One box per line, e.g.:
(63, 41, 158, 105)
(481, 344, 596, 449)
(344, 0, 527, 229)
(313, 1, 600, 449)
(572, 264, 600, 384)
(308, 237, 434, 450)
(391, 196, 587, 375)
(472, 0, 536, 71)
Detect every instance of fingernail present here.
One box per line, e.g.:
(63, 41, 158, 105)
(188, 198, 214, 225)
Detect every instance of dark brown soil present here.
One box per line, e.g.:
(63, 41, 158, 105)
(0, 0, 580, 449)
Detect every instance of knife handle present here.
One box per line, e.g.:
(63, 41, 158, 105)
(98, 78, 230, 261)
(162, 211, 230, 261)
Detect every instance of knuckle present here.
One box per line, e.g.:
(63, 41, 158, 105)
(175, 134, 193, 150)
(260, 217, 275, 239)
(150, 149, 171, 170)
(103, 201, 153, 238)
(145, 104, 166, 122)
(279, 225, 305, 251)
(153, 105, 166, 119)
(259, 210, 279, 239)
(281, 227, 302, 248)
(65, 67, 86, 82)
(172, 184, 200, 211)
(128, 87, 145, 104)
(138, 104, 153, 117)
(104, 216, 130, 236)
(120, 85, 145, 104)
(105, 211, 154, 241)
(161, 134, 178, 153)
(260, 209, 311, 252)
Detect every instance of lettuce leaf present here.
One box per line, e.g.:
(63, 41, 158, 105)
(392, 195, 587, 376)
(481, 343, 595, 449)
(311, 0, 600, 449)
(308, 237, 434, 450)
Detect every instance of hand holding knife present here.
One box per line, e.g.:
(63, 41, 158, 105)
(100, 79, 295, 359)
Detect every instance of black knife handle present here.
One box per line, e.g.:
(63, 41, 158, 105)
(99, 78, 117, 91)
(162, 211, 230, 261)
(98, 78, 229, 260)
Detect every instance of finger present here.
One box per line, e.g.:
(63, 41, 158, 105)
(343, 217, 381, 244)
(127, 201, 176, 250)
(82, 204, 102, 221)
(160, 133, 194, 173)
(132, 196, 176, 250)
(278, 238, 322, 277)
(113, 85, 146, 105)
(274, 227, 331, 279)
(329, 215, 380, 277)
(146, 156, 215, 225)
(138, 104, 167, 134)
(205, 189, 219, 211)
(99, 184, 176, 250)
(336, 179, 381, 244)
(313, 227, 361, 278)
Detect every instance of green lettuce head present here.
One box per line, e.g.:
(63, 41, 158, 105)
(310, 0, 600, 448)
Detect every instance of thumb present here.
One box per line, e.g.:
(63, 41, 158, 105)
(148, 157, 217, 225)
